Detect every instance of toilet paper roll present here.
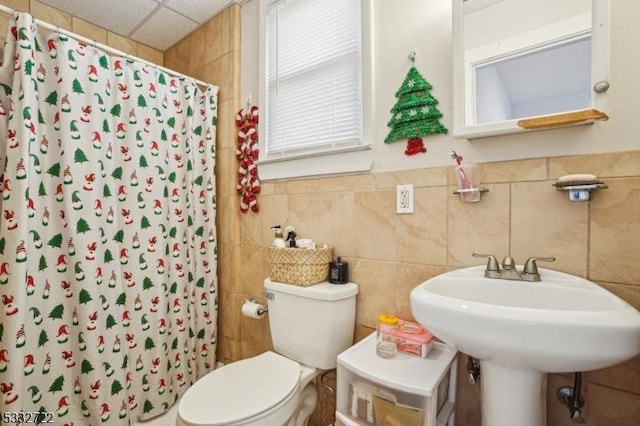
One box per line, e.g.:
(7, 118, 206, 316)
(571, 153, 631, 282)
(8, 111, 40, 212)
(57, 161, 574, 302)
(242, 300, 267, 319)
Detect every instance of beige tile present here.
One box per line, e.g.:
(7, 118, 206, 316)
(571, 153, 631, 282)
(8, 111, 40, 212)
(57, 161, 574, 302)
(287, 191, 355, 257)
(216, 100, 234, 154)
(229, 50, 240, 107)
(583, 382, 640, 426)
(189, 25, 206, 78)
(205, 11, 223, 63)
(219, 7, 231, 56)
(217, 242, 231, 292)
(239, 209, 263, 247)
(511, 181, 588, 276)
(107, 31, 136, 56)
(239, 246, 269, 297)
(221, 244, 242, 294)
(260, 182, 275, 196)
(396, 186, 447, 264)
(351, 259, 399, 329)
(163, 46, 177, 71)
(590, 177, 640, 283)
(353, 190, 397, 260)
(394, 263, 451, 321)
(286, 174, 374, 194)
(217, 335, 238, 364)
(482, 158, 547, 183)
(217, 194, 232, 244)
(137, 44, 163, 66)
(354, 324, 375, 343)
(202, 58, 222, 94)
(226, 53, 237, 103)
(30, 0, 71, 30)
(586, 354, 640, 396)
(319, 174, 375, 192)
(3, 0, 29, 12)
(259, 194, 289, 247)
(448, 183, 510, 266)
(174, 37, 191, 75)
(597, 281, 640, 310)
(205, 56, 231, 102)
(0, 11, 11, 41)
(549, 150, 640, 179)
(228, 3, 241, 54)
(71, 17, 107, 45)
(219, 290, 239, 341)
(374, 167, 448, 189)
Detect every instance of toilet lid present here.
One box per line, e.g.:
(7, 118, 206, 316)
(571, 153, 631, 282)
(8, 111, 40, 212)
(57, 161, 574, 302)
(178, 351, 300, 425)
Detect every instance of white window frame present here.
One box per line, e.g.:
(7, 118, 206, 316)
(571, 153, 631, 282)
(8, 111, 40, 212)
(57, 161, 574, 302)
(257, 0, 373, 180)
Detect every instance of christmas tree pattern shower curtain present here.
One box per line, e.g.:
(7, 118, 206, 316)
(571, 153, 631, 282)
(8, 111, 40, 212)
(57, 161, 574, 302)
(0, 13, 218, 424)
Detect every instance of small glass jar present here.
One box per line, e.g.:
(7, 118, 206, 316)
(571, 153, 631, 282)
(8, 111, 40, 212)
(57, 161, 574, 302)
(376, 314, 399, 359)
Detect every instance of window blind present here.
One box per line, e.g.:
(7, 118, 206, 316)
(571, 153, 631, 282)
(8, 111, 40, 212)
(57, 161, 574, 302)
(265, 0, 362, 157)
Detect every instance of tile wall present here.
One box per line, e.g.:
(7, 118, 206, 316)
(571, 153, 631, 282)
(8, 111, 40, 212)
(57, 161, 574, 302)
(231, 150, 640, 425)
(2, 0, 637, 424)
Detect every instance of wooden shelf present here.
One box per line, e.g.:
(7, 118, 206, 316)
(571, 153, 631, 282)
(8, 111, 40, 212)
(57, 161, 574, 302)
(517, 109, 609, 130)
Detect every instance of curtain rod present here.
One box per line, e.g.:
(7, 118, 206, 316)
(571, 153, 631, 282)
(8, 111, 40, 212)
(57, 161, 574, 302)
(0, 4, 217, 90)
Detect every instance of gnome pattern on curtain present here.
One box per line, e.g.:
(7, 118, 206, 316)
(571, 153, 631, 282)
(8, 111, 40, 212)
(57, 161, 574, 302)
(0, 13, 218, 424)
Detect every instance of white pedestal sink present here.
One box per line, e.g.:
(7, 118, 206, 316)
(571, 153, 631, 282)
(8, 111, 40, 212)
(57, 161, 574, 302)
(410, 265, 640, 426)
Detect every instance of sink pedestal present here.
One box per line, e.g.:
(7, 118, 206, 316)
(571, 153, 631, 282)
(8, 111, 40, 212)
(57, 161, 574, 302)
(481, 362, 546, 426)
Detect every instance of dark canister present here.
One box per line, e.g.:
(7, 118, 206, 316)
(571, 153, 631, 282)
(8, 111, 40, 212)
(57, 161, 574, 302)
(329, 256, 349, 284)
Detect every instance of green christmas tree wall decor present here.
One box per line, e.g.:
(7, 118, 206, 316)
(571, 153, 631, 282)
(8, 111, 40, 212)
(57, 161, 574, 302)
(385, 54, 447, 155)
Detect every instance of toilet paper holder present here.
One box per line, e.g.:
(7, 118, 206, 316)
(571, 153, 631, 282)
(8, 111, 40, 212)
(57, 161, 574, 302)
(248, 298, 269, 315)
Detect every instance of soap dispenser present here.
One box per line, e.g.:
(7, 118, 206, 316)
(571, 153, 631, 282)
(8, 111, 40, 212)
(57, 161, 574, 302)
(329, 256, 349, 284)
(270, 225, 285, 248)
(285, 225, 297, 248)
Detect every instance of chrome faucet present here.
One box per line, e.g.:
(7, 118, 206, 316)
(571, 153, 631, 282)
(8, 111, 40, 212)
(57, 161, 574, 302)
(472, 253, 556, 282)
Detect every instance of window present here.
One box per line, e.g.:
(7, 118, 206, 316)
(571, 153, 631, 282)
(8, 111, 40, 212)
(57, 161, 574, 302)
(258, 0, 372, 179)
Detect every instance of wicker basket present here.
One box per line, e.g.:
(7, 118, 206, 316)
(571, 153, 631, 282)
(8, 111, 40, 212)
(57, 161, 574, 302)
(268, 246, 333, 286)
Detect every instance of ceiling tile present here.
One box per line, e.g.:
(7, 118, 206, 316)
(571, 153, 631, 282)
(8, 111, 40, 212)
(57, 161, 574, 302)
(25, 0, 232, 52)
(131, 7, 199, 51)
(40, 0, 159, 36)
(166, 0, 230, 23)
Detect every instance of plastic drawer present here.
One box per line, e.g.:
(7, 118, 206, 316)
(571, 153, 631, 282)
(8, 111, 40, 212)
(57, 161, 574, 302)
(336, 333, 457, 426)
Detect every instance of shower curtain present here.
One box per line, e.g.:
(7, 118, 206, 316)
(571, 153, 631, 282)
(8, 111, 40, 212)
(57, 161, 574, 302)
(0, 13, 218, 424)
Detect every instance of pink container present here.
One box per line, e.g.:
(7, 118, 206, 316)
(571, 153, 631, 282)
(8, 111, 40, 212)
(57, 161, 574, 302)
(379, 318, 434, 358)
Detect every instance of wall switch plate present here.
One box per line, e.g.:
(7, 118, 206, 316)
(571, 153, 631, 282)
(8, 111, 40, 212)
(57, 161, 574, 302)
(396, 184, 414, 214)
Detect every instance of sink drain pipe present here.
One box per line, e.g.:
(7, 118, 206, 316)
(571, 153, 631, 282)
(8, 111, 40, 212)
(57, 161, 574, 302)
(557, 372, 585, 423)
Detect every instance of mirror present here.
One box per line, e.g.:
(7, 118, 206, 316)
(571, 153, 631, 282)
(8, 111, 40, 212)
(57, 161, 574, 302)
(452, 0, 610, 139)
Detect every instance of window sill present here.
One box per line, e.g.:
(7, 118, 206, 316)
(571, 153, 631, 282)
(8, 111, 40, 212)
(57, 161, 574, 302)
(257, 146, 373, 180)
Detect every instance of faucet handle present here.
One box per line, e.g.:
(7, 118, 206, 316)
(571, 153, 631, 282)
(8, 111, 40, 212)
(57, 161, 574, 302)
(472, 253, 499, 272)
(523, 256, 556, 275)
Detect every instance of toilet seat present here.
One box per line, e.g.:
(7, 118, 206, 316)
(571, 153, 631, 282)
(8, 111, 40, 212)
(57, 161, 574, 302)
(177, 351, 301, 426)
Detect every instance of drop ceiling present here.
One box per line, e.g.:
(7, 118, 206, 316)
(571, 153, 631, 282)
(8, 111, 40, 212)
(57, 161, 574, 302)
(39, 0, 238, 51)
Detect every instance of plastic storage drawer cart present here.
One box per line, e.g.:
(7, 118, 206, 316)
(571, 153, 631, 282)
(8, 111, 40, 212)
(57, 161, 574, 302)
(336, 333, 457, 426)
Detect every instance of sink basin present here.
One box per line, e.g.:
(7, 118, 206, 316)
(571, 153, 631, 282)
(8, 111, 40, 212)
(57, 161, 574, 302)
(410, 265, 640, 426)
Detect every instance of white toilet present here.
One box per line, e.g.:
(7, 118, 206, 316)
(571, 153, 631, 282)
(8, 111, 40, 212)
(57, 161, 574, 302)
(176, 278, 359, 426)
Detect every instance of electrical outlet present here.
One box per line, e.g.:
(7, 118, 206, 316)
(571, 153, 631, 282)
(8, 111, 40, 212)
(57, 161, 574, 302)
(396, 184, 414, 214)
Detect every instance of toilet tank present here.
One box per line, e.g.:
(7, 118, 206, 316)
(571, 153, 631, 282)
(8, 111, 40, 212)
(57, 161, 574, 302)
(264, 279, 358, 370)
